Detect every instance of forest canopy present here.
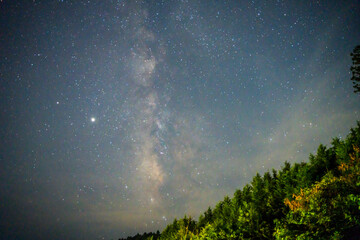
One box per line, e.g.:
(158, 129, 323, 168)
(120, 45, 360, 240)
(120, 122, 360, 240)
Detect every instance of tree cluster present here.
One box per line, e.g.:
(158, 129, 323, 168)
(118, 231, 160, 240)
(120, 45, 360, 239)
(126, 122, 360, 239)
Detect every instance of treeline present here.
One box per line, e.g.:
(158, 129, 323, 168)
(123, 122, 360, 239)
(119, 45, 360, 239)
(118, 231, 160, 240)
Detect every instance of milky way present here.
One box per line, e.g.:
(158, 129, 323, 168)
(1, 1, 360, 239)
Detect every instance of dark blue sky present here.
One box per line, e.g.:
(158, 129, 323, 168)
(1, 1, 360, 239)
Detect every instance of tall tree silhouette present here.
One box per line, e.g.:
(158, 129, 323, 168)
(350, 45, 360, 93)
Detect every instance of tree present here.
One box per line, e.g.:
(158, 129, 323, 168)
(350, 45, 360, 93)
(121, 122, 360, 240)
(197, 207, 214, 230)
(275, 145, 360, 239)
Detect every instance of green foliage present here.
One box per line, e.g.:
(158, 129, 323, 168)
(158, 216, 197, 240)
(159, 218, 180, 239)
(197, 207, 214, 230)
(275, 144, 360, 239)
(122, 123, 360, 239)
(118, 231, 160, 240)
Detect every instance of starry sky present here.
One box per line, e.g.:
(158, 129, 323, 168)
(1, 1, 360, 239)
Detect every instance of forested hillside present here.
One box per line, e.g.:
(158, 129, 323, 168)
(121, 123, 360, 240)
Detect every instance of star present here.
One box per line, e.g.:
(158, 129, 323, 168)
(1, 1, 359, 239)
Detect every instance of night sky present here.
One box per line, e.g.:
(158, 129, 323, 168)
(1, 1, 360, 239)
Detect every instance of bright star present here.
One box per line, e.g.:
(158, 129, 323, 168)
(91, 117, 96, 122)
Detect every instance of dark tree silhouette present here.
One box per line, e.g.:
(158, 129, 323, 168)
(350, 45, 360, 93)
